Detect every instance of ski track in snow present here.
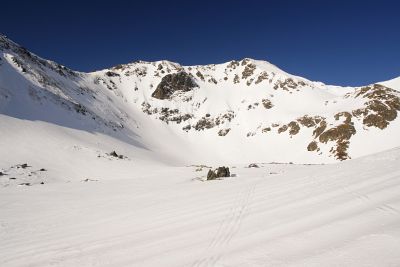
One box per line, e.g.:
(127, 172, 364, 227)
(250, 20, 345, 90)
(1, 149, 400, 266)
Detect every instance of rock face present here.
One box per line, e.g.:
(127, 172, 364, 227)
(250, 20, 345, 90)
(152, 71, 198, 100)
(207, 167, 231, 180)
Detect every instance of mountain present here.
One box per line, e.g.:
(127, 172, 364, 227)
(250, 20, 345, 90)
(1, 34, 400, 169)
(1, 35, 400, 267)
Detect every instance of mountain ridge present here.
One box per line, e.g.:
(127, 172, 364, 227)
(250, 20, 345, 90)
(1, 34, 399, 165)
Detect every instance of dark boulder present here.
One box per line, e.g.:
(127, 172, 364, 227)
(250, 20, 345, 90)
(207, 169, 217, 180)
(20, 163, 29, 169)
(105, 71, 120, 77)
(109, 151, 125, 159)
(216, 166, 230, 177)
(207, 166, 231, 180)
(110, 151, 119, 157)
(248, 163, 259, 168)
(152, 71, 198, 100)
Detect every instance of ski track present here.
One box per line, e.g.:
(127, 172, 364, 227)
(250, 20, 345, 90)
(1, 151, 400, 266)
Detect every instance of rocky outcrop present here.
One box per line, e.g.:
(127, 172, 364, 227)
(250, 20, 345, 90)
(262, 99, 273, 109)
(152, 71, 198, 100)
(353, 84, 400, 129)
(218, 128, 230, 136)
(207, 167, 231, 180)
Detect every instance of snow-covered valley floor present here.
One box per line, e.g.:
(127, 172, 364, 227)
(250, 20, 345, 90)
(1, 148, 400, 266)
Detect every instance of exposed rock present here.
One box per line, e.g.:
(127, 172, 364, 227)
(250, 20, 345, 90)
(105, 71, 120, 77)
(273, 78, 298, 91)
(82, 178, 98, 182)
(353, 84, 400, 129)
(334, 112, 352, 124)
(319, 123, 356, 144)
(242, 63, 256, 79)
(307, 141, 318, 151)
(11, 56, 27, 73)
(109, 151, 125, 159)
(194, 117, 215, 131)
(207, 169, 217, 180)
(248, 163, 259, 168)
(278, 125, 288, 133)
(207, 166, 230, 180)
(141, 103, 193, 124)
(218, 128, 230, 136)
(216, 166, 230, 177)
(255, 72, 269, 84)
(141, 102, 156, 115)
(241, 59, 250, 66)
(196, 71, 205, 81)
(152, 71, 198, 100)
(246, 78, 254, 86)
(351, 107, 367, 118)
(262, 99, 273, 109)
(110, 151, 119, 157)
(182, 125, 191, 132)
(313, 120, 327, 138)
(208, 77, 218, 84)
(74, 103, 87, 115)
(158, 107, 193, 124)
(262, 127, 271, 133)
(246, 131, 256, 137)
(233, 74, 240, 84)
(215, 111, 235, 125)
(227, 60, 240, 69)
(278, 121, 300, 136)
(288, 121, 300, 136)
(19, 163, 29, 169)
(318, 122, 356, 160)
(297, 115, 323, 128)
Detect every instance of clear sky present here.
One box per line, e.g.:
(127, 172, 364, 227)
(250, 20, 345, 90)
(1, 0, 399, 86)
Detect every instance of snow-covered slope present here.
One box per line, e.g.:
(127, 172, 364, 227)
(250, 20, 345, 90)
(1, 34, 400, 169)
(1, 35, 400, 267)
(1, 146, 400, 266)
(380, 76, 400, 91)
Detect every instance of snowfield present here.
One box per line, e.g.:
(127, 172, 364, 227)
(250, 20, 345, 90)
(1, 148, 400, 266)
(1, 34, 400, 266)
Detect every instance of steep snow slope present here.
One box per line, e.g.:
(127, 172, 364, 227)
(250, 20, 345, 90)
(1, 147, 400, 266)
(380, 76, 400, 91)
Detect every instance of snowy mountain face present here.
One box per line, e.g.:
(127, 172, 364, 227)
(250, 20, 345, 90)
(1, 35, 400, 166)
(2, 35, 400, 267)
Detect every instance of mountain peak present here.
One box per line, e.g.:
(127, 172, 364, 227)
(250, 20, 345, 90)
(1, 35, 400, 163)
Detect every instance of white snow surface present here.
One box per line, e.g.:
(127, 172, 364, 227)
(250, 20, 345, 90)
(1, 35, 400, 266)
(1, 147, 400, 266)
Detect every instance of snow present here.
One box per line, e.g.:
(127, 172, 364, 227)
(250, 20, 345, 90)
(1, 35, 400, 266)
(380, 76, 400, 91)
(1, 148, 400, 266)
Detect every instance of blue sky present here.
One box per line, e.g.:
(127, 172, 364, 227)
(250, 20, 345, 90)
(1, 0, 399, 86)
